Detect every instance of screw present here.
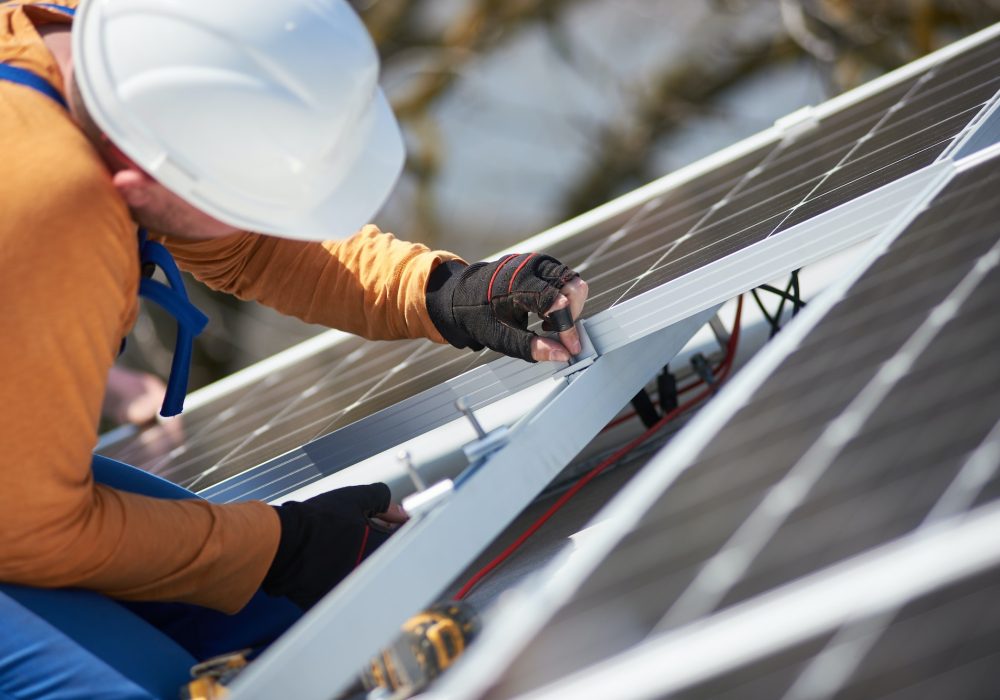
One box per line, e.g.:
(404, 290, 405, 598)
(397, 449, 426, 491)
(455, 397, 487, 439)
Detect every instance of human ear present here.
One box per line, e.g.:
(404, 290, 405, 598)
(112, 168, 154, 207)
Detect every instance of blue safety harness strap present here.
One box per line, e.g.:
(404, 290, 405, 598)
(137, 230, 209, 416)
(0, 31, 207, 416)
(0, 63, 67, 108)
(0, 3, 73, 109)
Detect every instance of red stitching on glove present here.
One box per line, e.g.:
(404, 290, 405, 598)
(507, 253, 537, 294)
(354, 524, 371, 569)
(487, 254, 518, 302)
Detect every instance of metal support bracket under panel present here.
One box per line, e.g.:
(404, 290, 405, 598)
(227, 308, 717, 700)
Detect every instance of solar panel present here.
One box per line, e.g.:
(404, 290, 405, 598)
(446, 142, 1000, 699)
(95, 25, 999, 507)
(489, 502, 1000, 700)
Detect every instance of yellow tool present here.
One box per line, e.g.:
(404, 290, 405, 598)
(180, 649, 251, 700)
(179, 602, 479, 700)
(360, 601, 480, 697)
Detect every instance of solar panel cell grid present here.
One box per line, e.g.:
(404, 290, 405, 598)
(777, 47, 1000, 231)
(140, 337, 427, 484)
(719, 265, 1000, 609)
(102, 334, 366, 465)
(603, 61, 980, 303)
(547, 146, 777, 315)
(667, 636, 835, 700)
(482, 145, 1000, 696)
(201, 353, 561, 502)
(181, 343, 484, 489)
(668, 567, 1000, 700)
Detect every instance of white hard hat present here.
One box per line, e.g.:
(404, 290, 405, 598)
(72, 0, 404, 241)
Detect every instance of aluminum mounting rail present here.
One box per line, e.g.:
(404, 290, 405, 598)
(227, 308, 717, 700)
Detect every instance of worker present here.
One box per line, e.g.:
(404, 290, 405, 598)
(0, 0, 588, 697)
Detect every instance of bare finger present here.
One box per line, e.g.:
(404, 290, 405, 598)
(561, 277, 589, 319)
(530, 336, 572, 363)
(377, 503, 410, 524)
(559, 278, 589, 355)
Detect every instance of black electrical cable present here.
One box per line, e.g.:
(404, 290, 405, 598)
(753, 269, 805, 338)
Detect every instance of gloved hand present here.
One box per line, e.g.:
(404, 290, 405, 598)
(262, 483, 405, 610)
(425, 253, 587, 363)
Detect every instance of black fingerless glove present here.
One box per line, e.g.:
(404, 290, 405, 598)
(425, 253, 580, 362)
(262, 483, 393, 610)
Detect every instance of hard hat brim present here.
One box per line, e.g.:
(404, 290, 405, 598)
(276, 89, 406, 242)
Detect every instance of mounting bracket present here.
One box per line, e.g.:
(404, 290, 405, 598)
(228, 308, 717, 700)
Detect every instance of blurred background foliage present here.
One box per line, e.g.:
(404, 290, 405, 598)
(119, 0, 1000, 413)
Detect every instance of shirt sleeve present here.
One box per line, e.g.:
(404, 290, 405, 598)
(162, 225, 465, 343)
(0, 88, 279, 614)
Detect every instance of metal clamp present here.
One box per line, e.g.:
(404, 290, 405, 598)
(397, 449, 453, 517)
(552, 318, 599, 381)
(455, 397, 510, 464)
(775, 105, 820, 142)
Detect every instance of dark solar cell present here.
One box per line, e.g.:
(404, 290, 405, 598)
(666, 635, 834, 700)
(547, 146, 776, 275)
(611, 67, 994, 307)
(566, 145, 777, 315)
(662, 565, 1000, 700)
(605, 157, 1000, 621)
(776, 58, 999, 233)
(720, 262, 1000, 608)
(100, 334, 369, 468)
(200, 352, 558, 501)
(107, 336, 428, 485)
(921, 31, 1000, 92)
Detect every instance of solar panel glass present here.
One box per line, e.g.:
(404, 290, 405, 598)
(478, 147, 1000, 696)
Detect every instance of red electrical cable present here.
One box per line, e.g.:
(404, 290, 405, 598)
(454, 297, 744, 600)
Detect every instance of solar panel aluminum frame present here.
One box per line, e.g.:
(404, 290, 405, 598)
(950, 88, 1000, 160)
(429, 153, 963, 700)
(226, 309, 718, 700)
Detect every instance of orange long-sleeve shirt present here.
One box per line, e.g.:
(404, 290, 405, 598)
(0, 0, 459, 613)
